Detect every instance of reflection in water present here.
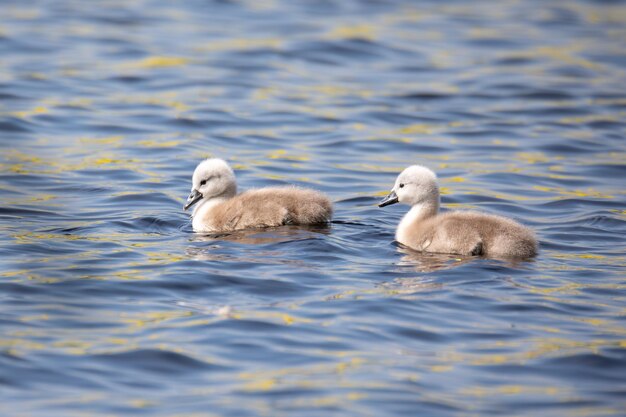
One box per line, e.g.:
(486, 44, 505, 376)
(378, 275, 443, 294)
(185, 225, 332, 268)
(395, 245, 476, 272)
(175, 300, 233, 317)
(188, 224, 332, 245)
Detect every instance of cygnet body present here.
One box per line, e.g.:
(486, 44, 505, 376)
(379, 165, 537, 258)
(184, 158, 332, 233)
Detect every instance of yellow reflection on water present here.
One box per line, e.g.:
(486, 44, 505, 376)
(515, 152, 553, 164)
(2, 147, 163, 180)
(79, 135, 124, 145)
(267, 149, 310, 161)
(560, 112, 626, 125)
(5, 7, 41, 20)
(10, 106, 48, 118)
(396, 123, 436, 135)
(444, 176, 466, 183)
(462, 384, 564, 397)
(131, 56, 190, 69)
(501, 44, 602, 70)
(327, 24, 377, 41)
(244, 378, 276, 391)
(195, 38, 283, 53)
(120, 310, 194, 328)
(238, 356, 370, 393)
(137, 139, 182, 148)
(430, 364, 453, 373)
(533, 185, 614, 199)
(0, 338, 46, 351)
(437, 337, 626, 368)
(128, 399, 157, 409)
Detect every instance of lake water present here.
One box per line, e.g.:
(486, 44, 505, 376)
(1, 1, 625, 416)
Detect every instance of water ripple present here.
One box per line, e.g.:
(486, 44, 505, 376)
(1, 0, 625, 416)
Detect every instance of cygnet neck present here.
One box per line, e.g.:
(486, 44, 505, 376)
(405, 199, 439, 222)
(396, 197, 439, 242)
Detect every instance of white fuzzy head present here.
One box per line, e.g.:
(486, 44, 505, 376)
(379, 165, 440, 207)
(184, 158, 237, 211)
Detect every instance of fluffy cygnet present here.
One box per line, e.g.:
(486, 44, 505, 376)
(379, 165, 538, 258)
(184, 158, 332, 233)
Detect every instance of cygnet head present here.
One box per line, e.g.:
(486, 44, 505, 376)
(379, 165, 439, 207)
(184, 158, 237, 211)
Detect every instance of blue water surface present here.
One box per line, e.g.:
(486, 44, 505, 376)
(1, 1, 625, 416)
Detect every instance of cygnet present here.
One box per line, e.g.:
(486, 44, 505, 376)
(184, 158, 332, 233)
(379, 165, 537, 258)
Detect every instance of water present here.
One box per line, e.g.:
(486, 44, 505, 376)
(1, 0, 625, 415)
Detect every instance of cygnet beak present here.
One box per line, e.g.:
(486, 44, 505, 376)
(184, 189, 203, 211)
(379, 190, 399, 207)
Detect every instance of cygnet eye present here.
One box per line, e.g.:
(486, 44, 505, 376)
(200, 179, 207, 186)
(399, 183, 405, 188)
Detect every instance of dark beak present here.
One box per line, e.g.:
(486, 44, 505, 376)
(184, 189, 203, 211)
(378, 190, 399, 207)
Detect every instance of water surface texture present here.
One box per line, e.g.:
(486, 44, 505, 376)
(1, 1, 625, 416)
